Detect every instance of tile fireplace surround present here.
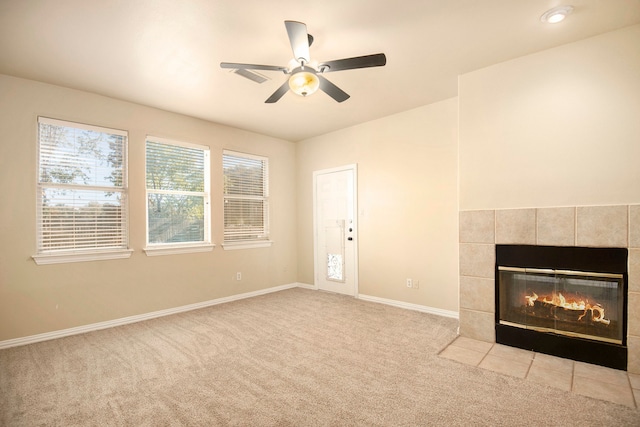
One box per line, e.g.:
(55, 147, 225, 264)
(459, 205, 640, 373)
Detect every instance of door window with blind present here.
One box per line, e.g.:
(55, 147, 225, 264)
(34, 117, 130, 265)
(222, 151, 271, 249)
(145, 137, 212, 255)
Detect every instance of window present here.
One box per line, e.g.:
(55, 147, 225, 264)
(222, 151, 271, 249)
(34, 117, 130, 264)
(145, 137, 212, 255)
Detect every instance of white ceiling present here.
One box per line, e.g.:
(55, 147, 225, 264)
(1, 0, 639, 142)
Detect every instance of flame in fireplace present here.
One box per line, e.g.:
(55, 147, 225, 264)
(525, 292, 610, 325)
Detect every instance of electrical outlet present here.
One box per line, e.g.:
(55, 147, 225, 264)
(406, 278, 412, 288)
(236, 272, 242, 281)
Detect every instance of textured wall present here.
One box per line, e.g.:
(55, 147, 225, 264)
(0, 75, 298, 341)
(297, 99, 459, 312)
(457, 24, 640, 372)
(459, 25, 640, 210)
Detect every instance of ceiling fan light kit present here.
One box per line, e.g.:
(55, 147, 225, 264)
(288, 68, 320, 97)
(220, 20, 386, 103)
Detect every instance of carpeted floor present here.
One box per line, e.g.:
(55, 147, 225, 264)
(1, 287, 639, 426)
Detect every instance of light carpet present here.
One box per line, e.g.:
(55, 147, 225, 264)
(1, 288, 639, 426)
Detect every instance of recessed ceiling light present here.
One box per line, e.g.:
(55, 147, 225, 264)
(540, 5, 574, 24)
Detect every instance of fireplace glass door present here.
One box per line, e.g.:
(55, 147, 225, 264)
(498, 267, 624, 345)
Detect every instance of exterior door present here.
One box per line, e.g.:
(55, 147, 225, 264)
(313, 165, 357, 296)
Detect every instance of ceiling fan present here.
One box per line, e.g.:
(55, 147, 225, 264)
(220, 21, 386, 103)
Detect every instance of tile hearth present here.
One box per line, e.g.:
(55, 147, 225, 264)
(441, 336, 640, 409)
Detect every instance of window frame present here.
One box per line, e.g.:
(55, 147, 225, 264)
(222, 150, 272, 250)
(143, 136, 213, 256)
(33, 117, 132, 265)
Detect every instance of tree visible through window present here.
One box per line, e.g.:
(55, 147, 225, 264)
(223, 151, 269, 242)
(146, 138, 210, 246)
(36, 117, 128, 254)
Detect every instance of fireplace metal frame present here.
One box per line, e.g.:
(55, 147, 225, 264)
(495, 245, 628, 370)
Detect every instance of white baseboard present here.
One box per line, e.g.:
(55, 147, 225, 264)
(0, 283, 304, 350)
(357, 293, 459, 319)
(0, 284, 457, 350)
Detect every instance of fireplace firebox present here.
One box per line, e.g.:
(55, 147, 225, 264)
(495, 245, 628, 370)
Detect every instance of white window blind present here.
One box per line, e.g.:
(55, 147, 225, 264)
(223, 151, 269, 242)
(37, 117, 128, 253)
(146, 138, 210, 246)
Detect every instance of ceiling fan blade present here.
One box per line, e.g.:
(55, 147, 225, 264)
(221, 62, 287, 73)
(284, 20, 310, 64)
(317, 75, 350, 103)
(319, 53, 386, 73)
(265, 80, 290, 103)
(233, 69, 268, 84)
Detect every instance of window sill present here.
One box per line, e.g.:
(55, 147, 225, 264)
(33, 249, 134, 265)
(143, 243, 215, 256)
(222, 240, 273, 250)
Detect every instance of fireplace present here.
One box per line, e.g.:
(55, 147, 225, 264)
(495, 245, 628, 370)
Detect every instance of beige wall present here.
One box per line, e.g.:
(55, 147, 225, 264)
(457, 24, 640, 371)
(4, 24, 637, 344)
(296, 99, 459, 312)
(459, 24, 640, 210)
(0, 75, 297, 341)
